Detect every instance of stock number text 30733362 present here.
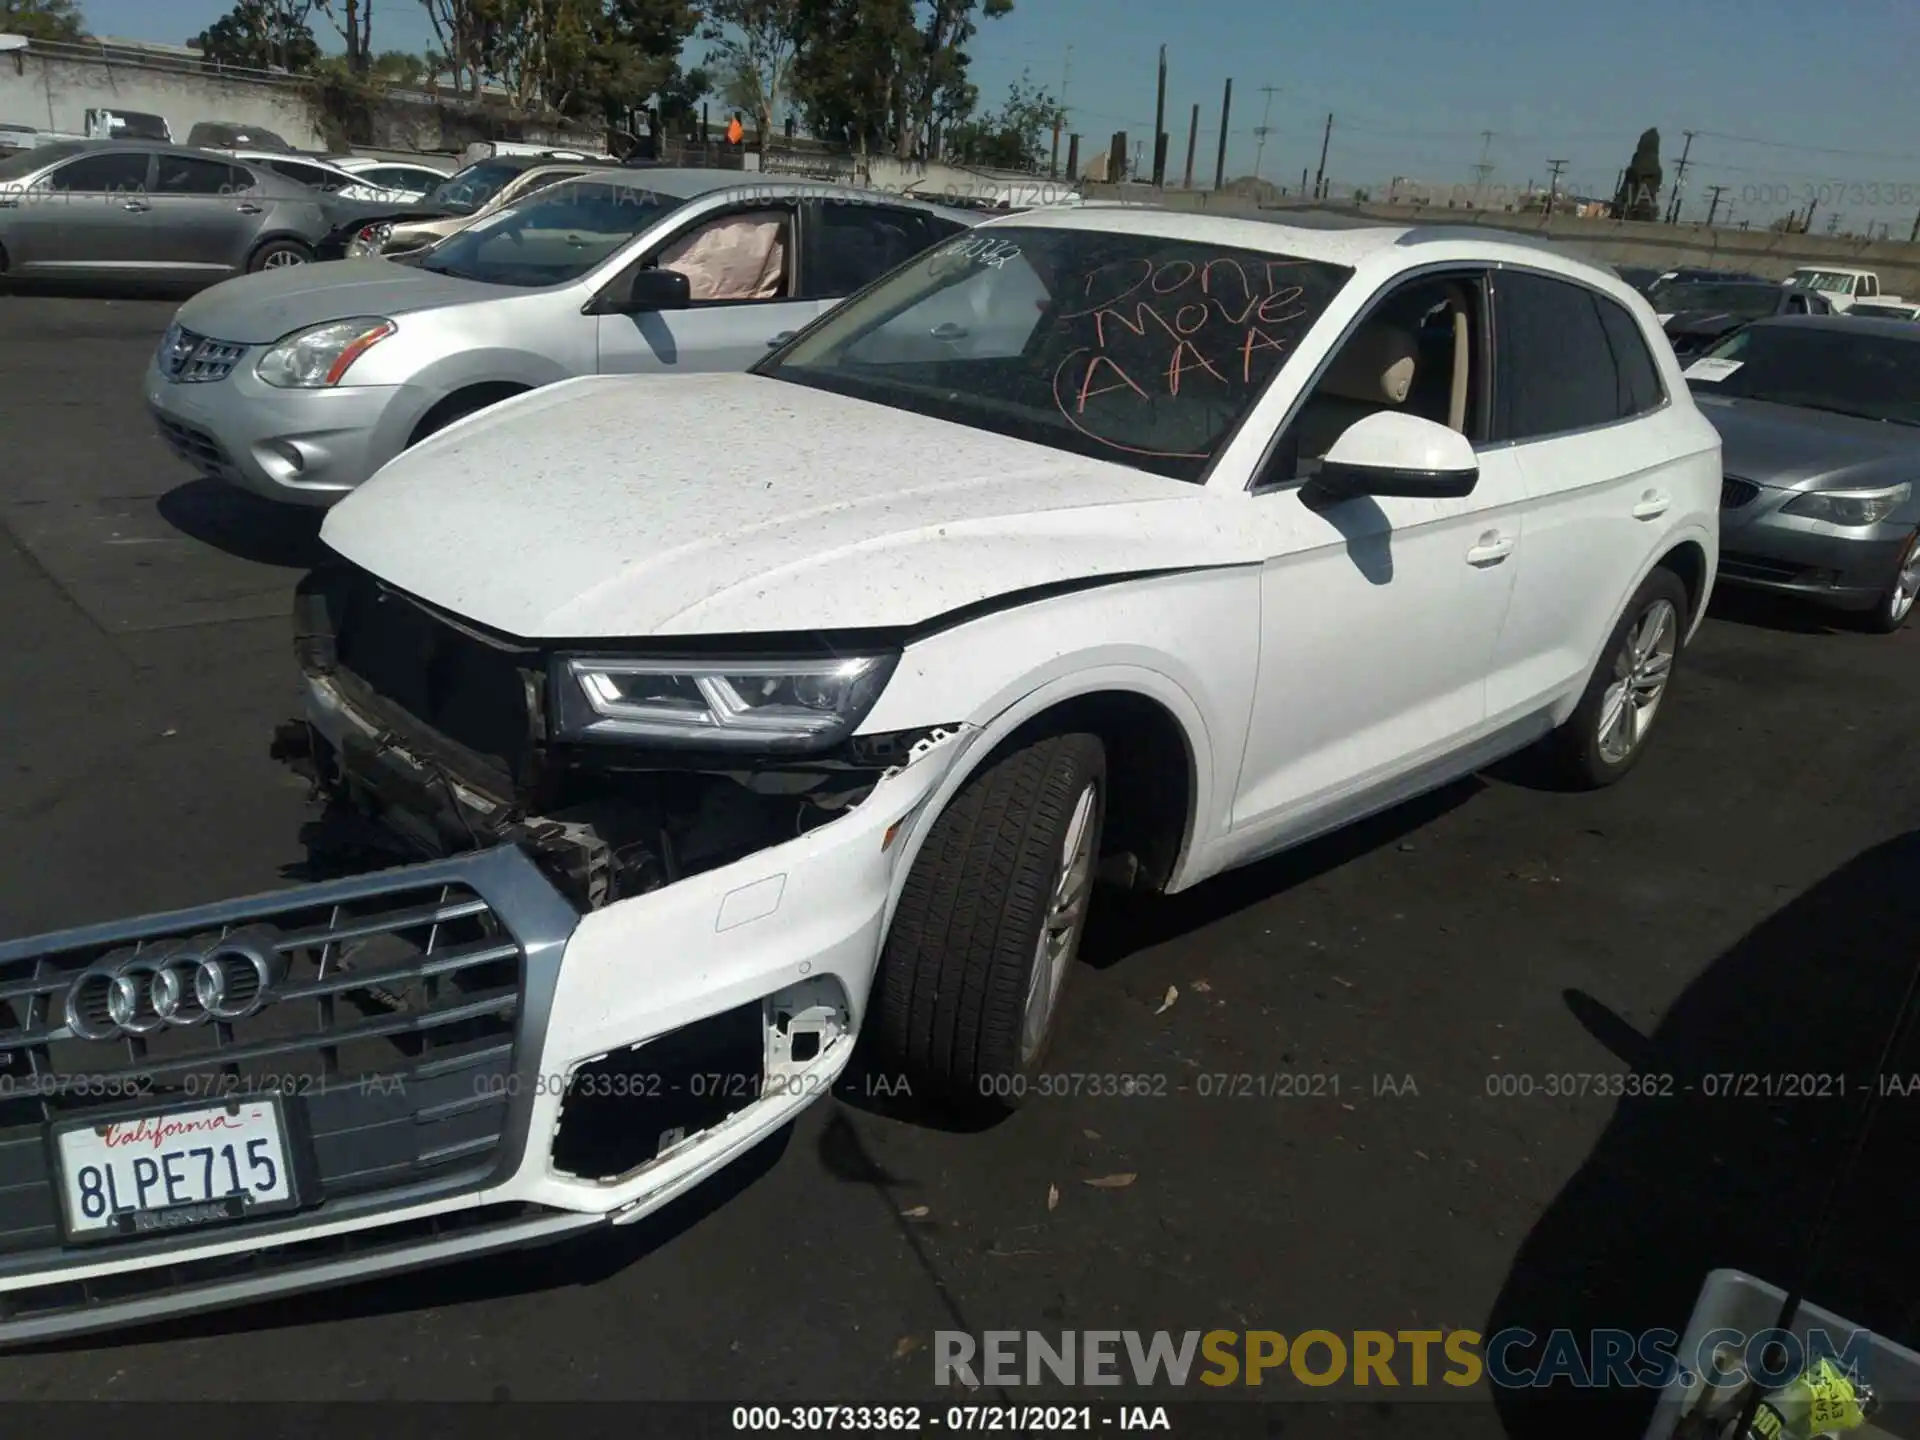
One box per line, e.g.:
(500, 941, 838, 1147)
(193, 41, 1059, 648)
(476, 1070, 833, 1101)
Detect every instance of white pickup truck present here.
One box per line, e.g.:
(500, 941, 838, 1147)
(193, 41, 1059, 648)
(1782, 265, 1902, 312)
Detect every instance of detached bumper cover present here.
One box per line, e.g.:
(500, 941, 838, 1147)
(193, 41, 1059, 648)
(0, 730, 960, 1345)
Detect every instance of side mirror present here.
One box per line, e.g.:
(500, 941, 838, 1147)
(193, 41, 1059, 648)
(598, 266, 690, 314)
(1304, 411, 1479, 503)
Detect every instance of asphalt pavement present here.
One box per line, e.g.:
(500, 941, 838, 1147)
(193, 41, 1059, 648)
(1, 291, 1918, 1434)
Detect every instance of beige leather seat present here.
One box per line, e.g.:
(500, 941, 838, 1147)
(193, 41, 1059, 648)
(1293, 320, 1421, 461)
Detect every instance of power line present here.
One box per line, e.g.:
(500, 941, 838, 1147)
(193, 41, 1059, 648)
(1252, 84, 1280, 180)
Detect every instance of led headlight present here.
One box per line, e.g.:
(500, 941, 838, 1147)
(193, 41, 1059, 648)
(552, 652, 898, 753)
(254, 317, 395, 389)
(1783, 482, 1911, 527)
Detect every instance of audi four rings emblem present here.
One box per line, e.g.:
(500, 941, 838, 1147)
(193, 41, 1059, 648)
(64, 925, 285, 1041)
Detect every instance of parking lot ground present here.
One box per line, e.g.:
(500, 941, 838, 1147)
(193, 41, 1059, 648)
(2, 293, 1919, 1432)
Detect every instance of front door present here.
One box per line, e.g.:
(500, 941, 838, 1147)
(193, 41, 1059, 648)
(1229, 270, 1529, 846)
(595, 200, 822, 374)
(145, 153, 260, 276)
(32, 150, 154, 272)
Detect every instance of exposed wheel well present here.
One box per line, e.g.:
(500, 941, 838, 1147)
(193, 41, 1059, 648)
(1017, 690, 1197, 893)
(1657, 540, 1709, 630)
(408, 382, 530, 446)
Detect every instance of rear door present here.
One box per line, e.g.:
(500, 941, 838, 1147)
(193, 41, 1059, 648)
(1483, 267, 1682, 720)
(30, 150, 155, 272)
(594, 198, 817, 374)
(147, 154, 260, 276)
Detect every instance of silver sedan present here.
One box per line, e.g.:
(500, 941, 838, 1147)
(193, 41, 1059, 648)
(0, 141, 354, 280)
(145, 172, 976, 506)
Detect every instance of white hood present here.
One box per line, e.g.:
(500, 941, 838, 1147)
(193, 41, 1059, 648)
(320, 373, 1255, 638)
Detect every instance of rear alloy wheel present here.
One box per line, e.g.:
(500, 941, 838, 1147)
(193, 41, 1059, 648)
(870, 729, 1106, 1112)
(1861, 532, 1920, 634)
(1547, 568, 1689, 789)
(249, 239, 313, 272)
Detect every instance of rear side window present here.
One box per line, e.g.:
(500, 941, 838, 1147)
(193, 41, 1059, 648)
(1594, 294, 1665, 417)
(803, 201, 963, 299)
(265, 158, 346, 190)
(1494, 270, 1640, 439)
(156, 155, 248, 196)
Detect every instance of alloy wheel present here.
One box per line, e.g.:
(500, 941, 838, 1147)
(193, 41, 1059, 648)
(1596, 598, 1677, 765)
(264, 249, 306, 268)
(1888, 535, 1920, 627)
(1018, 782, 1098, 1065)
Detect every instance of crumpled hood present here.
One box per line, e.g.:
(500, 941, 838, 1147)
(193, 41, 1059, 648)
(1696, 393, 1920, 490)
(176, 258, 499, 345)
(320, 372, 1255, 638)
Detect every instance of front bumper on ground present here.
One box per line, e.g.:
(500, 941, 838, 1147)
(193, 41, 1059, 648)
(0, 712, 962, 1345)
(1716, 477, 1915, 611)
(145, 355, 429, 506)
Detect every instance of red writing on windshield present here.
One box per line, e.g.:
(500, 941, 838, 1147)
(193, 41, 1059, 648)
(1051, 255, 1312, 458)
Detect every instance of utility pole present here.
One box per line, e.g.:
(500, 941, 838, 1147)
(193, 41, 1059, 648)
(1909, 207, 1920, 244)
(1213, 78, 1232, 190)
(1664, 129, 1695, 223)
(1704, 183, 1727, 227)
(1544, 158, 1567, 218)
(1252, 84, 1279, 180)
(1049, 44, 1071, 178)
(1183, 102, 1199, 188)
(1312, 112, 1332, 199)
(1469, 129, 1494, 201)
(1151, 45, 1169, 187)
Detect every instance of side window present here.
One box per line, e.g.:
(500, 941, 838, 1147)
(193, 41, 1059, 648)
(654, 206, 791, 303)
(1863, 275, 1878, 297)
(156, 155, 247, 196)
(1785, 293, 1806, 314)
(1594, 293, 1666, 418)
(45, 152, 150, 193)
(802, 201, 949, 299)
(1267, 271, 1489, 482)
(264, 158, 341, 190)
(1492, 270, 1625, 440)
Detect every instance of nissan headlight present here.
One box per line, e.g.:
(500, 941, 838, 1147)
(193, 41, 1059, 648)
(347, 222, 393, 257)
(552, 653, 898, 753)
(254, 317, 396, 389)
(1783, 482, 1912, 527)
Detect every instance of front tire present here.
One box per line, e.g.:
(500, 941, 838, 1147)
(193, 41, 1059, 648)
(1546, 567, 1689, 789)
(248, 238, 313, 272)
(1857, 531, 1919, 634)
(870, 729, 1106, 1112)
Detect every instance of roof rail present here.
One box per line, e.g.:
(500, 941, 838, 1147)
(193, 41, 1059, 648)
(1394, 223, 1571, 250)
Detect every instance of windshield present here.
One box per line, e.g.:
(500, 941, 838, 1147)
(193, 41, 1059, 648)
(1689, 325, 1920, 424)
(759, 227, 1352, 482)
(419, 180, 684, 287)
(1786, 270, 1857, 294)
(1656, 283, 1779, 317)
(423, 159, 526, 216)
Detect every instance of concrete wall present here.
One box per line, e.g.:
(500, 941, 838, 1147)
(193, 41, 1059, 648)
(0, 49, 325, 147)
(0, 45, 604, 159)
(1078, 182, 1920, 295)
(761, 149, 1081, 205)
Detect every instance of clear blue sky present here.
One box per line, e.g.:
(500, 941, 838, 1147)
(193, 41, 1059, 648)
(81, 0, 1920, 230)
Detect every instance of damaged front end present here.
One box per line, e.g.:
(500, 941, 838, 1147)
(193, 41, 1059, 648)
(283, 562, 953, 913)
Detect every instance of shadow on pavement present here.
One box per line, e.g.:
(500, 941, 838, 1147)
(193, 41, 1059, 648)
(0, 276, 205, 303)
(1706, 584, 1854, 636)
(1077, 775, 1486, 970)
(156, 478, 327, 569)
(1485, 828, 1920, 1440)
(17, 1123, 797, 1355)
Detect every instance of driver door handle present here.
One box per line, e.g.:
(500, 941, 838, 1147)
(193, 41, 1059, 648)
(930, 322, 969, 340)
(766, 331, 796, 347)
(235, 202, 263, 214)
(121, 199, 150, 212)
(1466, 530, 1515, 566)
(1632, 491, 1671, 520)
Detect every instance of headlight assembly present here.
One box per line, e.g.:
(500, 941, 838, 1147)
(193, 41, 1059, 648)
(255, 317, 396, 389)
(1783, 482, 1912, 527)
(552, 653, 898, 753)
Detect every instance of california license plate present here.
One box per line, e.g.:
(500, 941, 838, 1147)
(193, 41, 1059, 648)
(53, 1099, 299, 1242)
